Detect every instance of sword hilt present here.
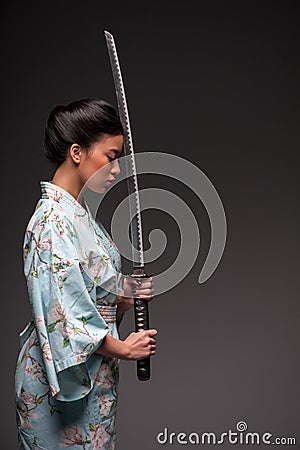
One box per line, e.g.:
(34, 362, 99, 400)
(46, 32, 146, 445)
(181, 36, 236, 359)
(127, 268, 153, 381)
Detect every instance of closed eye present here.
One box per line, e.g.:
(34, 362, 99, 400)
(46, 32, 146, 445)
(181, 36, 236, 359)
(107, 156, 116, 163)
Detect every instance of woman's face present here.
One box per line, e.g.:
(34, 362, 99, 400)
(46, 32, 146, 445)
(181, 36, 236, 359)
(79, 134, 124, 193)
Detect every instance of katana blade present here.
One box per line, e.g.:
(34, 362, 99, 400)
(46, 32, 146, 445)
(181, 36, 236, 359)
(104, 30, 144, 268)
(104, 30, 152, 382)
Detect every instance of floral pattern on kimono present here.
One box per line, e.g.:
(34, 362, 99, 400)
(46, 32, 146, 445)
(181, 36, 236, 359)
(15, 181, 123, 449)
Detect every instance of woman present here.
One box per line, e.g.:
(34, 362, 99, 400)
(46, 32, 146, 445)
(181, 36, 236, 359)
(15, 98, 157, 449)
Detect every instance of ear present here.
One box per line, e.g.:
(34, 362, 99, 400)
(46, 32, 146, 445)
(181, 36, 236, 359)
(69, 144, 82, 164)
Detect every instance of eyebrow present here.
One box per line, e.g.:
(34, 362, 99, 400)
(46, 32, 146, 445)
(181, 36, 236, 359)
(109, 148, 124, 157)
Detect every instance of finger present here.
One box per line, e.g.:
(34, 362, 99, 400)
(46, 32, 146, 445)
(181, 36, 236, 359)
(136, 295, 153, 301)
(135, 293, 153, 300)
(136, 281, 152, 289)
(136, 329, 144, 332)
(141, 276, 153, 282)
(147, 329, 158, 337)
(126, 276, 135, 282)
(136, 287, 154, 295)
(135, 288, 154, 295)
(136, 288, 153, 296)
(127, 278, 142, 287)
(132, 276, 153, 285)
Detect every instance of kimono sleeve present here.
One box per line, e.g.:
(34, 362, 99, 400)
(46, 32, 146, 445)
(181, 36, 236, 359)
(23, 209, 113, 401)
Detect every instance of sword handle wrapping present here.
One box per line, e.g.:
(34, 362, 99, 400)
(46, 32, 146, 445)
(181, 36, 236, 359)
(127, 268, 153, 381)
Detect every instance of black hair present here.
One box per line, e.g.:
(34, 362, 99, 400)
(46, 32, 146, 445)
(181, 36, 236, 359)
(44, 98, 123, 165)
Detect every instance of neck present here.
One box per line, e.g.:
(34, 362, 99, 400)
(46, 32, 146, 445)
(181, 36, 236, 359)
(51, 160, 83, 201)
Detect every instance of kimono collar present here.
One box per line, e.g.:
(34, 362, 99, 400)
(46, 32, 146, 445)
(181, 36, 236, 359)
(40, 181, 92, 223)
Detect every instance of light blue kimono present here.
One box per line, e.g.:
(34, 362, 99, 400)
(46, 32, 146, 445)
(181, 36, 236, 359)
(15, 181, 124, 449)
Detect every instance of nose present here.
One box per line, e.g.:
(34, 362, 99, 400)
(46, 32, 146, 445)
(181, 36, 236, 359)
(111, 158, 121, 176)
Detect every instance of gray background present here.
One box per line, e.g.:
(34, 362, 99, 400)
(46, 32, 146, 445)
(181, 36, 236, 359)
(1, 1, 299, 449)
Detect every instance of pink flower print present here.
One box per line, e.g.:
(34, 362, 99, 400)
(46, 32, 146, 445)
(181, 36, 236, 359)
(65, 258, 73, 266)
(63, 325, 77, 339)
(21, 332, 38, 367)
(57, 272, 68, 292)
(44, 187, 63, 203)
(41, 340, 53, 363)
(75, 354, 84, 364)
(37, 236, 51, 250)
(21, 391, 36, 406)
(58, 425, 83, 447)
(95, 363, 114, 389)
(49, 383, 59, 397)
(90, 258, 105, 279)
(19, 406, 38, 430)
(61, 324, 75, 341)
(49, 299, 67, 325)
(36, 222, 45, 234)
(97, 394, 112, 417)
(25, 361, 44, 381)
(35, 315, 45, 333)
(90, 423, 107, 450)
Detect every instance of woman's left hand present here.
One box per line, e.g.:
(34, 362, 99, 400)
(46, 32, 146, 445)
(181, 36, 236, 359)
(117, 276, 154, 315)
(124, 276, 154, 302)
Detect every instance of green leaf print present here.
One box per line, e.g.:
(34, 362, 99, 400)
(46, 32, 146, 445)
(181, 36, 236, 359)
(47, 323, 56, 333)
(41, 206, 54, 222)
(65, 222, 77, 237)
(81, 316, 90, 325)
(63, 338, 70, 348)
(102, 254, 109, 263)
(94, 276, 102, 285)
(33, 436, 38, 449)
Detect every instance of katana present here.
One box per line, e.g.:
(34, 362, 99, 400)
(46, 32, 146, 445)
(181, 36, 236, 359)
(104, 30, 152, 381)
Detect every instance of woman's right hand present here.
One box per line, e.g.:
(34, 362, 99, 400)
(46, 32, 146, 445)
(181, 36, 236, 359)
(123, 329, 157, 360)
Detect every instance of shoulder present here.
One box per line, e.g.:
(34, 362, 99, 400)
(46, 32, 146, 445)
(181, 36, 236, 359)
(25, 198, 74, 235)
(23, 199, 76, 259)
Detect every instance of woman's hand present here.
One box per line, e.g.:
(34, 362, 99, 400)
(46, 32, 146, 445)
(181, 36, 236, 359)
(116, 276, 154, 318)
(122, 276, 154, 304)
(133, 276, 154, 301)
(96, 329, 157, 361)
(95, 329, 157, 361)
(123, 329, 157, 360)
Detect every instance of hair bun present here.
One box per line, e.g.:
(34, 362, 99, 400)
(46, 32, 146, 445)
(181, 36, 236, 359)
(44, 99, 123, 165)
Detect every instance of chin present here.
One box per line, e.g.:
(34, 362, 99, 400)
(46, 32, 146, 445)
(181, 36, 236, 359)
(89, 186, 107, 194)
(84, 179, 107, 194)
